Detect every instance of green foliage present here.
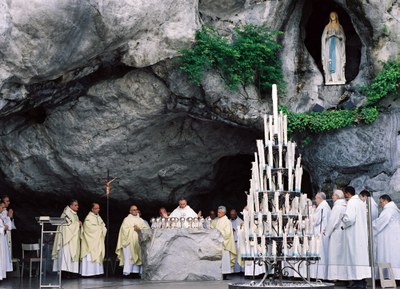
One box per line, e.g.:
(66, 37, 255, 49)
(364, 60, 400, 105)
(279, 105, 379, 137)
(179, 24, 284, 93)
(279, 59, 399, 141)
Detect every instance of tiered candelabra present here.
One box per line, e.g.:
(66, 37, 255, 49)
(229, 85, 333, 289)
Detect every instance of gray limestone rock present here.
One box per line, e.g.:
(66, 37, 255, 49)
(140, 228, 223, 280)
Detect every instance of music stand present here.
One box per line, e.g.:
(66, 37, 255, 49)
(36, 216, 68, 289)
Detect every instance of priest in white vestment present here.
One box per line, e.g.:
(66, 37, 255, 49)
(169, 197, 199, 228)
(230, 209, 244, 272)
(325, 190, 347, 280)
(169, 197, 199, 218)
(212, 206, 236, 276)
(52, 199, 81, 274)
(310, 192, 331, 280)
(342, 186, 370, 289)
(373, 194, 400, 279)
(115, 205, 148, 276)
(0, 202, 8, 280)
(1, 196, 13, 272)
(80, 203, 107, 276)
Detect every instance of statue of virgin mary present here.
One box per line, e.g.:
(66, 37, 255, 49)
(321, 12, 346, 85)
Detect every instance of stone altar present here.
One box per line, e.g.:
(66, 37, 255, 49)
(139, 228, 224, 281)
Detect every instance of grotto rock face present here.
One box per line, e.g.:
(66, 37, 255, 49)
(0, 0, 399, 246)
(303, 109, 400, 200)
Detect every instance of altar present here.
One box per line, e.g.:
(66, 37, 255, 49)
(139, 228, 224, 281)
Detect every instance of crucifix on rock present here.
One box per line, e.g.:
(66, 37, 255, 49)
(98, 169, 119, 277)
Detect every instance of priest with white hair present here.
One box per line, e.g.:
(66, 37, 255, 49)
(115, 204, 148, 276)
(325, 190, 347, 280)
(80, 203, 107, 276)
(310, 191, 331, 279)
(212, 205, 236, 277)
(373, 194, 400, 279)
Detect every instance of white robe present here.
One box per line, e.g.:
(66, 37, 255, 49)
(310, 200, 331, 279)
(0, 218, 7, 280)
(325, 199, 347, 280)
(1, 210, 12, 272)
(169, 205, 197, 228)
(169, 205, 197, 218)
(342, 195, 371, 280)
(373, 201, 400, 279)
(230, 216, 244, 272)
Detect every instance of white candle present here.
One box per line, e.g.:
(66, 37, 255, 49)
(278, 142, 283, 168)
(310, 235, 316, 256)
(277, 171, 283, 191)
(258, 212, 263, 236)
(267, 140, 273, 169)
(272, 240, 277, 256)
(268, 115, 274, 145)
(267, 211, 272, 236)
(293, 234, 299, 256)
(316, 235, 321, 256)
(283, 231, 288, 256)
(288, 165, 293, 192)
(278, 210, 283, 236)
(261, 235, 266, 256)
(267, 165, 273, 191)
(292, 196, 298, 214)
(263, 114, 269, 144)
(303, 236, 309, 256)
(262, 192, 268, 214)
(283, 114, 288, 145)
(304, 217, 310, 236)
(272, 84, 278, 135)
(285, 193, 290, 214)
(278, 111, 283, 144)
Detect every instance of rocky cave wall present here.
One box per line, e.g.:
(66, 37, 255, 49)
(0, 0, 399, 250)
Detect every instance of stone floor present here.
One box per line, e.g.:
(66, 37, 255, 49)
(0, 275, 384, 289)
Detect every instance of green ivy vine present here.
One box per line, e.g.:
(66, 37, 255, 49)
(178, 24, 285, 93)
